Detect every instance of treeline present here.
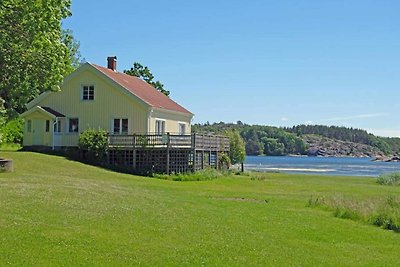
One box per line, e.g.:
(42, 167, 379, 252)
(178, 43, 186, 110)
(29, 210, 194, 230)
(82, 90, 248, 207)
(193, 122, 400, 156)
(192, 122, 307, 156)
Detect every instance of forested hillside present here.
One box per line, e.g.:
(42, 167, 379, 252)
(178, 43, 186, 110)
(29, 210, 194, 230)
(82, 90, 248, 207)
(192, 122, 400, 156)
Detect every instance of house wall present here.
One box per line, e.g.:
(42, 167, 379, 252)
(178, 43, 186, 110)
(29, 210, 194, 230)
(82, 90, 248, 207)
(23, 64, 193, 147)
(149, 109, 192, 134)
(37, 69, 148, 147)
(22, 111, 52, 147)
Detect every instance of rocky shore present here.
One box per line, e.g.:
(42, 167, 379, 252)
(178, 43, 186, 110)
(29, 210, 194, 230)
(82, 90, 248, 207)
(372, 156, 400, 162)
(303, 135, 386, 158)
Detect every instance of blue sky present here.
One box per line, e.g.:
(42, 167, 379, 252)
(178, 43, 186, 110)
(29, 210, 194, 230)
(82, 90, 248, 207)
(63, 0, 400, 137)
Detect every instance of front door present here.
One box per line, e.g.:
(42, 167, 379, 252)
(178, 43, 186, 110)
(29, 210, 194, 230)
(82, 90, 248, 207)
(32, 119, 44, 145)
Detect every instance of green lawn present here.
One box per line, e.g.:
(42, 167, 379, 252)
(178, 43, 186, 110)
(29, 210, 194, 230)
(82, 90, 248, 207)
(1, 151, 400, 266)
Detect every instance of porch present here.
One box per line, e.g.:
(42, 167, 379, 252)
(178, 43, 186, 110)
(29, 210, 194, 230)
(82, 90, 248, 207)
(107, 133, 230, 174)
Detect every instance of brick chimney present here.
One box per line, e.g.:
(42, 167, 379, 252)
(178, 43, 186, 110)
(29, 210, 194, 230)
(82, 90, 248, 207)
(107, 56, 117, 71)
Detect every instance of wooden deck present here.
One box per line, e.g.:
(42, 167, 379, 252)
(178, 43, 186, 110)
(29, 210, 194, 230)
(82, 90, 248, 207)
(108, 133, 230, 151)
(107, 133, 230, 174)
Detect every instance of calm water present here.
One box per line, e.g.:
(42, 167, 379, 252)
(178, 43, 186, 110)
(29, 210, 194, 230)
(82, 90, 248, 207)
(244, 156, 400, 177)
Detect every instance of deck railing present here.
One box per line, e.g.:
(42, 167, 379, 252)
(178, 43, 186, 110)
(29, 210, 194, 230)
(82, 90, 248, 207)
(108, 133, 230, 151)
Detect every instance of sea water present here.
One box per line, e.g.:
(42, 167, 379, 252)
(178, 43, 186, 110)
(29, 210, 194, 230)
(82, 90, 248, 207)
(244, 156, 400, 177)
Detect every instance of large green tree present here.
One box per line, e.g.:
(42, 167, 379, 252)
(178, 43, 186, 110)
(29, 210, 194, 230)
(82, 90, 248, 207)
(124, 62, 170, 96)
(225, 129, 246, 165)
(0, 0, 75, 117)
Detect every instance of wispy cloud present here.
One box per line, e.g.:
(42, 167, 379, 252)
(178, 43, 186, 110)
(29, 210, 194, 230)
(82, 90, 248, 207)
(321, 113, 389, 123)
(367, 128, 400, 138)
(281, 117, 288, 122)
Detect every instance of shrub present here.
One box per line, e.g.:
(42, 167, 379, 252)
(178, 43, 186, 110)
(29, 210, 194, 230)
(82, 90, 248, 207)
(1, 118, 24, 145)
(154, 168, 230, 181)
(218, 153, 231, 170)
(78, 129, 108, 162)
(377, 172, 400, 186)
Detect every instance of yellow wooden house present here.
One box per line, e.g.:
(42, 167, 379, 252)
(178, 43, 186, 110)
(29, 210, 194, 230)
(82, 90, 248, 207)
(21, 57, 193, 148)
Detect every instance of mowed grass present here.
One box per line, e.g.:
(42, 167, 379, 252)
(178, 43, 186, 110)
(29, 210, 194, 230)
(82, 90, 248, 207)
(1, 152, 400, 266)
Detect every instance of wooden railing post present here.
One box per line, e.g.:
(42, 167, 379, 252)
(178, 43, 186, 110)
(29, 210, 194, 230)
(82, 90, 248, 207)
(192, 133, 197, 171)
(166, 132, 170, 174)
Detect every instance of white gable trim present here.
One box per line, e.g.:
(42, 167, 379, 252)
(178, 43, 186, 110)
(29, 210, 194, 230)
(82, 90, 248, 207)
(26, 92, 51, 110)
(20, 106, 57, 119)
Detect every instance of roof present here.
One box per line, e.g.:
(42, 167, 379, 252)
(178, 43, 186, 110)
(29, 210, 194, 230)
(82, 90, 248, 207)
(40, 106, 65, 117)
(20, 106, 65, 119)
(92, 64, 192, 115)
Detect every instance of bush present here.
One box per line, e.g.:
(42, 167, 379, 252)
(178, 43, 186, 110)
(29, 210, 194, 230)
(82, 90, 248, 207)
(1, 118, 24, 145)
(78, 129, 108, 162)
(154, 168, 230, 181)
(377, 172, 400, 186)
(218, 153, 231, 170)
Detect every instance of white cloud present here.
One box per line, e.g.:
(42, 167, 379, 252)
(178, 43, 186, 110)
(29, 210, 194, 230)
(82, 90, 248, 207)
(281, 117, 288, 122)
(366, 128, 400, 138)
(321, 113, 389, 123)
(304, 120, 314, 125)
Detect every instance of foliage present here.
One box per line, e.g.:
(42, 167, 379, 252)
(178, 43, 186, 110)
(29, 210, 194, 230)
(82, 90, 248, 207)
(0, 98, 6, 128)
(218, 153, 231, 170)
(0, 118, 24, 144)
(261, 137, 285, 156)
(377, 172, 400, 186)
(308, 194, 400, 232)
(193, 122, 307, 156)
(61, 29, 83, 70)
(154, 168, 229, 181)
(124, 62, 170, 96)
(2, 152, 400, 265)
(0, 0, 78, 117)
(78, 129, 108, 161)
(193, 121, 399, 156)
(225, 129, 246, 164)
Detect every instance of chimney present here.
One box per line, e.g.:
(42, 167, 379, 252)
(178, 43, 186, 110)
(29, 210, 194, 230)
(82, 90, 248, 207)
(107, 56, 117, 71)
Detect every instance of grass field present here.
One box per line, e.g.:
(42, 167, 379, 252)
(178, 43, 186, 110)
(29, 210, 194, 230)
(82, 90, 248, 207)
(1, 151, 400, 266)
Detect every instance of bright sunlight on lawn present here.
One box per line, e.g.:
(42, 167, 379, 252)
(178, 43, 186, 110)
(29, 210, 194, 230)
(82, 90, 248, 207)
(1, 151, 400, 266)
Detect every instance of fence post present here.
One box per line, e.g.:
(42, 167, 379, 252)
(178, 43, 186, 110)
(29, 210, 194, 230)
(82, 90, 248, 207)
(132, 134, 136, 169)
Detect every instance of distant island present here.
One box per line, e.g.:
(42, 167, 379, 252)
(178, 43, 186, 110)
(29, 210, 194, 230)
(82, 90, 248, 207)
(193, 122, 400, 159)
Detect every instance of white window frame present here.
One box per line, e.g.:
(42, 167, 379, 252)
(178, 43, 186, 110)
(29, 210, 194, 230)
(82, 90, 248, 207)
(82, 85, 95, 101)
(113, 118, 129, 134)
(178, 122, 186, 135)
(155, 119, 165, 134)
(68, 118, 79, 133)
(54, 120, 62, 133)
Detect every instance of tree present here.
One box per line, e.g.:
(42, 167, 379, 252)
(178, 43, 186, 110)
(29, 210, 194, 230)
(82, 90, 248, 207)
(225, 130, 246, 165)
(0, 0, 75, 117)
(261, 137, 285, 156)
(61, 29, 83, 70)
(124, 62, 170, 96)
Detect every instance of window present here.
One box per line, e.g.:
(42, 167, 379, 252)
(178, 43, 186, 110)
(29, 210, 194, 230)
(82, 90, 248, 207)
(82, 85, 94, 100)
(69, 118, 79, 133)
(113, 118, 128, 134)
(179, 123, 186, 135)
(155, 120, 165, 134)
(54, 121, 62, 133)
(27, 120, 32, 132)
(45, 120, 50, 132)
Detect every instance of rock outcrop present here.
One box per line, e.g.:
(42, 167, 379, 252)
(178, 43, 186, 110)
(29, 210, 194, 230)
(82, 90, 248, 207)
(372, 156, 400, 162)
(303, 135, 386, 158)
